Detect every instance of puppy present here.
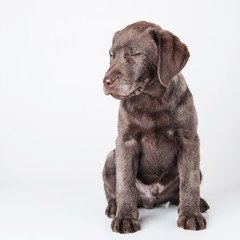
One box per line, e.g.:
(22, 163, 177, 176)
(102, 21, 209, 234)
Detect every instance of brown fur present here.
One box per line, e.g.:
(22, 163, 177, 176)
(102, 21, 209, 234)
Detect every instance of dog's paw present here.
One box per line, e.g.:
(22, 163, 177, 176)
(111, 217, 141, 234)
(105, 199, 117, 218)
(177, 214, 206, 230)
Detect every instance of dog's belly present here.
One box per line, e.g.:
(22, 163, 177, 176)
(135, 176, 178, 209)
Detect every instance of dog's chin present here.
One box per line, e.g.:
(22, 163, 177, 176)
(110, 93, 133, 100)
(107, 85, 146, 100)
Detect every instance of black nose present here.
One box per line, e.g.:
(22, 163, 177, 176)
(103, 77, 115, 88)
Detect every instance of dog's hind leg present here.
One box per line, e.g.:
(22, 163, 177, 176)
(102, 150, 117, 218)
(199, 197, 210, 212)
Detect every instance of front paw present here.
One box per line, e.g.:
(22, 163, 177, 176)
(177, 213, 206, 230)
(111, 216, 141, 234)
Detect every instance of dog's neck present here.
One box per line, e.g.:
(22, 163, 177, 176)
(143, 78, 166, 99)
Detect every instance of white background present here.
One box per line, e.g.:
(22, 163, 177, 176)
(0, 0, 240, 239)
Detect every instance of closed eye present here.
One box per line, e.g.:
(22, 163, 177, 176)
(130, 53, 141, 57)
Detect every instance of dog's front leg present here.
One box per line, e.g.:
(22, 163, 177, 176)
(111, 137, 141, 234)
(177, 135, 207, 230)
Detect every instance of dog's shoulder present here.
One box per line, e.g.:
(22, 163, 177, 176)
(162, 73, 190, 105)
(164, 73, 198, 133)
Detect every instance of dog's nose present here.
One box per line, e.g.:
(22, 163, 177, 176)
(103, 78, 115, 88)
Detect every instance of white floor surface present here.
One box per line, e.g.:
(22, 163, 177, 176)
(0, 185, 239, 240)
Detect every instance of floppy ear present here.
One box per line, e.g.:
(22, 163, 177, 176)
(152, 30, 190, 87)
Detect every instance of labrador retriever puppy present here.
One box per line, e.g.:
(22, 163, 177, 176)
(102, 21, 209, 233)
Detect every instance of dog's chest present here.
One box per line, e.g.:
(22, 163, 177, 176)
(138, 129, 178, 175)
(123, 97, 179, 177)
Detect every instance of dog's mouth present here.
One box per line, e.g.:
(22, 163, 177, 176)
(104, 78, 149, 100)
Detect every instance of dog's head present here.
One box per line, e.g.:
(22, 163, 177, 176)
(103, 21, 190, 100)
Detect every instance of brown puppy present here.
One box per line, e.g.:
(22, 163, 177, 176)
(102, 21, 209, 234)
